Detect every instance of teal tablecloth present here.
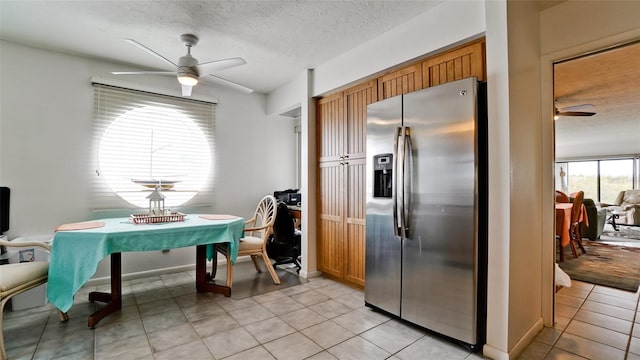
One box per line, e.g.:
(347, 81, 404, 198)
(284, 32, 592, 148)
(47, 215, 245, 313)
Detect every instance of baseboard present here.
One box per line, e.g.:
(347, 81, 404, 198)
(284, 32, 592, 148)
(482, 343, 509, 360)
(482, 318, 543, 360)
(300, 270, 322, 279)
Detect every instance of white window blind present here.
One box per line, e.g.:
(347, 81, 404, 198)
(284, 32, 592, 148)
(91, 83, 216, 210)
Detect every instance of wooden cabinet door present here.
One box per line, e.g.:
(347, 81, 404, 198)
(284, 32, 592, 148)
(344, 80, 377, 159)
(377, 63, 423, 100)
(343, 157, 366, 286)
(317, 160, 344, 278)
(317, 93, 344, 163)
(317, 158, 366, 286)
(422, 40, 486, 88)
(316, 82, 372, 287)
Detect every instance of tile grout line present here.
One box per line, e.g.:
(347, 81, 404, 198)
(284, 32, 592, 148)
(32, 309, 53, 360)
(623, 290, 640, 360)
(553, 284, 640, 360)
(546, 284, 595, 359)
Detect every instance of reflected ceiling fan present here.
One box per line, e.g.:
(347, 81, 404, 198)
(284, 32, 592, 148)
(111, 34, 253, 96)
(554, 102, 596, 117)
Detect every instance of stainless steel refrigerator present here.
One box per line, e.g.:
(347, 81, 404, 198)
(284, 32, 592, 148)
(365, 77, 487, 350)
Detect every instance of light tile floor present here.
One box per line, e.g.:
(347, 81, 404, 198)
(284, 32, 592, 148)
(4, 263, 639, 359)
(4, 266, 486, 360)
(522, 225, 640, 359)
(520, 279, 640, 360)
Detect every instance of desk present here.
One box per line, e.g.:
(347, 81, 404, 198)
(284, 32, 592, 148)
(47, 215, 244, 327)
(287, 205, 301, 229)
(555, 203, 588, 261)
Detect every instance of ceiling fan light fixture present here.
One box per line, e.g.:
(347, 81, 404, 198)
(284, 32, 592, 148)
(113, 34, 251, 94)
(177, 72, 198, 86)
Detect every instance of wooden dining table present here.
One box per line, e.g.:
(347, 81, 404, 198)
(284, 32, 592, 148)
(47, 214, 245, 328)
(555, 202, 588, 261)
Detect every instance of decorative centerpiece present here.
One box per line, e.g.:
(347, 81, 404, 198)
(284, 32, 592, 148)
(130, 185, 185, 224)
(148, 186, 166, 215)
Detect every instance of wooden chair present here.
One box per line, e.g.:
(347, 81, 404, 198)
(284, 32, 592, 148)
(214, 195, 279, 286)
(568, 191, 587, 258)
(555, 190, 570, 203)
(0, 238, 68, 360)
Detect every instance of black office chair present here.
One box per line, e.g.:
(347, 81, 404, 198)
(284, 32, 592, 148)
(267, 202, 301, 273)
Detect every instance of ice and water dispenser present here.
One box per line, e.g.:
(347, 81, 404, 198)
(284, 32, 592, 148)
(373, 154, 393, 198)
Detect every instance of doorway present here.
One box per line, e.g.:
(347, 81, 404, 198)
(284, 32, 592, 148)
(552, 40, 640, 325)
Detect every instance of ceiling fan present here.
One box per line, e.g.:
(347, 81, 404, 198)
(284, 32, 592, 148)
(554, 102, 597, 117)
(111, 34, 253, 96)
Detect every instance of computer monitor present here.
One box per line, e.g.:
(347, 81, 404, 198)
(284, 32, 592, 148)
(0, 187, 9, 234)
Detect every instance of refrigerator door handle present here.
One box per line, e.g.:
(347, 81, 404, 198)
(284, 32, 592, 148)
(392, 126, 402, 237)
(401, 126, 412, 238)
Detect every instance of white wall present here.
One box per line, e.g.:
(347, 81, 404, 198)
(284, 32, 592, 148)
(496, 1, 545, 357)
(266, 72, 305, 117)
(312, 0, 486, 97)
(0, 40, 296, 278)
(482, 2, 511, 357)
(265, 1, 487, 116)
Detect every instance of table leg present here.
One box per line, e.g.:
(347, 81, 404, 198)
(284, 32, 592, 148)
(87, 253, 122, 328)
(196, 244, 231, 297)
(608, 213, 620, 231)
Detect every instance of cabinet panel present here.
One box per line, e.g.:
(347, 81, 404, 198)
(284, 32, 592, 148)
(377, 64, 423, 100)
(345, 222, 365, 286)
(317, 93, 344, 162)
(317, 161, 344, 277)
(344, 158, 366, 286)
(422, 40, 485, 88)
(344, 80, 377, 158)
(318, 218, 343, 278)
(346, 158, 366, 222)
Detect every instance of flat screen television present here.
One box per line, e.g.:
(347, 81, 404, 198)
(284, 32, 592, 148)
(0, 187, 9, 234)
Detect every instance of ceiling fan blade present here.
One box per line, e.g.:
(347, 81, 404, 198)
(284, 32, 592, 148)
(560, 104, 595, 112)
(111, 71, 177, 75)
(201, 75, 254, 93)
(181, 84, 193, 97)
(556, 111, 596, 117)
(196, 57, 247, 76)
(125, 39, 181, 70)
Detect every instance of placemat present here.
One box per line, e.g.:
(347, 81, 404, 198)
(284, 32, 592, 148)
(55, 221, 106, 232)
(199, 214, 240, 220)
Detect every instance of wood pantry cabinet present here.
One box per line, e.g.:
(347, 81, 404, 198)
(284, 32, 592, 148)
(421, 39, 485, 88)
(377, 39, 485, 101)
(377, 63, 423, 101)
(317, 81, 376, 287)
(315, 39, 485, 288)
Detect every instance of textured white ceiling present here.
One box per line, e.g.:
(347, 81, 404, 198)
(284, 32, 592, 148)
(0, 0, 442, 93)
(554, 42, 640, 159)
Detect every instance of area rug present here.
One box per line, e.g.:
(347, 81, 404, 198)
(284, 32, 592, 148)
(557, 241, 640, 292)
(600, 225, 640, 241)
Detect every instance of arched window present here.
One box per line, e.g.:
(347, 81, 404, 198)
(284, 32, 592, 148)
(92, 83, 215, 210)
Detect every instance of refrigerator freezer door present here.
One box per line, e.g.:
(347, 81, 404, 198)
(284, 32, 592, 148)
(365, 95, 402, 316)
(401, 78, 479, 344)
